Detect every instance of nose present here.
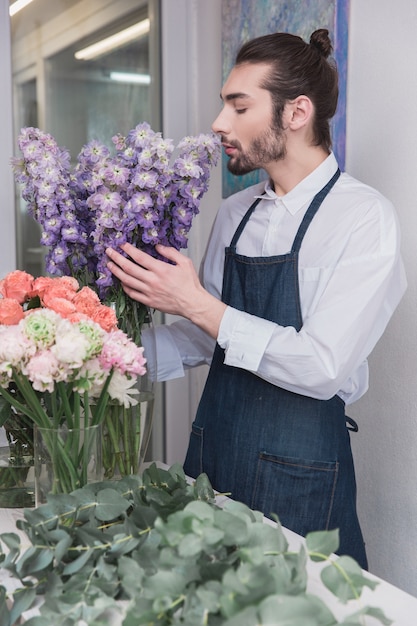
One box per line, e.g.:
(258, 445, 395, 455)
(211, 107, 230, 136)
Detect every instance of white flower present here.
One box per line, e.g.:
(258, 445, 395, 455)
(107, 370, 139, 408)
(51, 323, 91, 368)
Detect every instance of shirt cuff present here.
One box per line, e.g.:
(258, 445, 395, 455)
(217, 306, 276, 371)
(141, 326, 185, 382)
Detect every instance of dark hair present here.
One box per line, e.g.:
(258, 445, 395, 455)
(235, 29, 338, 152)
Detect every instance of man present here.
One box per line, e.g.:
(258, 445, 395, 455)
(106, 29, 406, 569)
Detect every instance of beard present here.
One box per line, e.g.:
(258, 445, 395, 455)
(225, 126, 287, 176)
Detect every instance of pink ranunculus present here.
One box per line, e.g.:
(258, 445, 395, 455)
(0, 270, 34, 304)
(22, 350, 61, 393)
(99, 329, 146, 376)
(0, 325, 35, 366)
(0, 298, 24, 325)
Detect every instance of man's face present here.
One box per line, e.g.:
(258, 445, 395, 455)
(212, 62, 287, 176)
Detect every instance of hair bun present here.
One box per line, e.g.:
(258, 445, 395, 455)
(309, 29, 333, 58)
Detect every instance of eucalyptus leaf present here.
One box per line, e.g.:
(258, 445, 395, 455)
(256, 593, 337, 626)
(9, 587, 38, 626)
(306, 528, 340, 561)
(95, 488, 131, 520)
(321, 555, 378, 603)
(0, 532, 22, 568)
(213, 507, 250, 546)
(62, 547, 93, 575)
(340, 604, 393, 625)
(193, 472, 215, 501)
(16, 546, 54, 578)
(0, 586, 11, 626)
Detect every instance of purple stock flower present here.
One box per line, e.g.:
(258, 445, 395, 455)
(13, 123, 221, 300)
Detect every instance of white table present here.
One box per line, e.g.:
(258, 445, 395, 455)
(1, 491, 417, 624)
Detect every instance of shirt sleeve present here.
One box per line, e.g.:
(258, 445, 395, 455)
(141, 320, 216, 382)
(217, 197, 407, 401)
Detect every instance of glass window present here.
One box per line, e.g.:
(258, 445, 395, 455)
(10, 0, 161, 276)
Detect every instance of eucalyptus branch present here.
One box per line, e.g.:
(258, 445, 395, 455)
(0, 466, 391, 626)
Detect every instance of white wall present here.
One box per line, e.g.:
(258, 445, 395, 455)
(347, 0, 417, 597)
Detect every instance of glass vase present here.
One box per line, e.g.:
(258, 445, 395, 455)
(103, 302, 156, 479)
(34, 421, 102, 506)
(0, 413, 35, 508)
(102, 374, 154, 480)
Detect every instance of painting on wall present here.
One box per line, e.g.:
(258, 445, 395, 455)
(221, 0, 350, 197)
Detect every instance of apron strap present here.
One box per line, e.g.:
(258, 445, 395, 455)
(291, 168, 341, 254)
(346, 415, 359, 432)
(229, 196, 263, 251)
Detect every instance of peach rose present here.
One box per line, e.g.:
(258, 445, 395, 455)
(29, 276, 55, 299)
(73, 286, 101, 316)
(90, 304, 118, 332)
(0, 270, 34, 304)
(58, 276, 79, 292)
(41, 282, 77, 306)
(0, 298, 25, 325)
(42, 295, 77, 319)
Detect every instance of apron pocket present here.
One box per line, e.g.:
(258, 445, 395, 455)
(183, 423, 204, 478)
(251, 452, 339, 536)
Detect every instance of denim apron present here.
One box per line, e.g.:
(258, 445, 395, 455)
(184, 169, 368, 569)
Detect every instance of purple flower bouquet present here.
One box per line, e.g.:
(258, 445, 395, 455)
(12, 123, 221, 343)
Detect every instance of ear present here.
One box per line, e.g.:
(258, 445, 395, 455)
(286, 96, 313, 130)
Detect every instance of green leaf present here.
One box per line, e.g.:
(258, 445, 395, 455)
(0, 396, 12, 427)
(257, 593, 337, 625)
(340, 605, 393, 625)
(213, 508, 249, 546)
(62, 547, 93, 575)
(193, 472, 215, 501)
(222, 604, 259, 626)
(306, 528, 340, 561)
(107, 533, 141, 558)
(178, 533, 203, 558)
(0, 585, 11, 626)
(9, 587, 37, 626)
(321, 556, 378, 603)
(95, 488, 131, 521)
(16, 546, 54, 578)
(0, 532, 22, 562)
(143, 568, 188, 596)
(47, 529, 73, 563)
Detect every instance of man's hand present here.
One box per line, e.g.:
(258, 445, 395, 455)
(106, 243, 226, 339)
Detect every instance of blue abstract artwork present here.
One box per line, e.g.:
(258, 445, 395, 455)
(221, 0, 350, 197)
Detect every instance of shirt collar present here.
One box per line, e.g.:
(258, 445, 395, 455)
(255, 153, 339, 215)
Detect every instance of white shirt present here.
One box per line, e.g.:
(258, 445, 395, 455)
(143, 153, 407, 405)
